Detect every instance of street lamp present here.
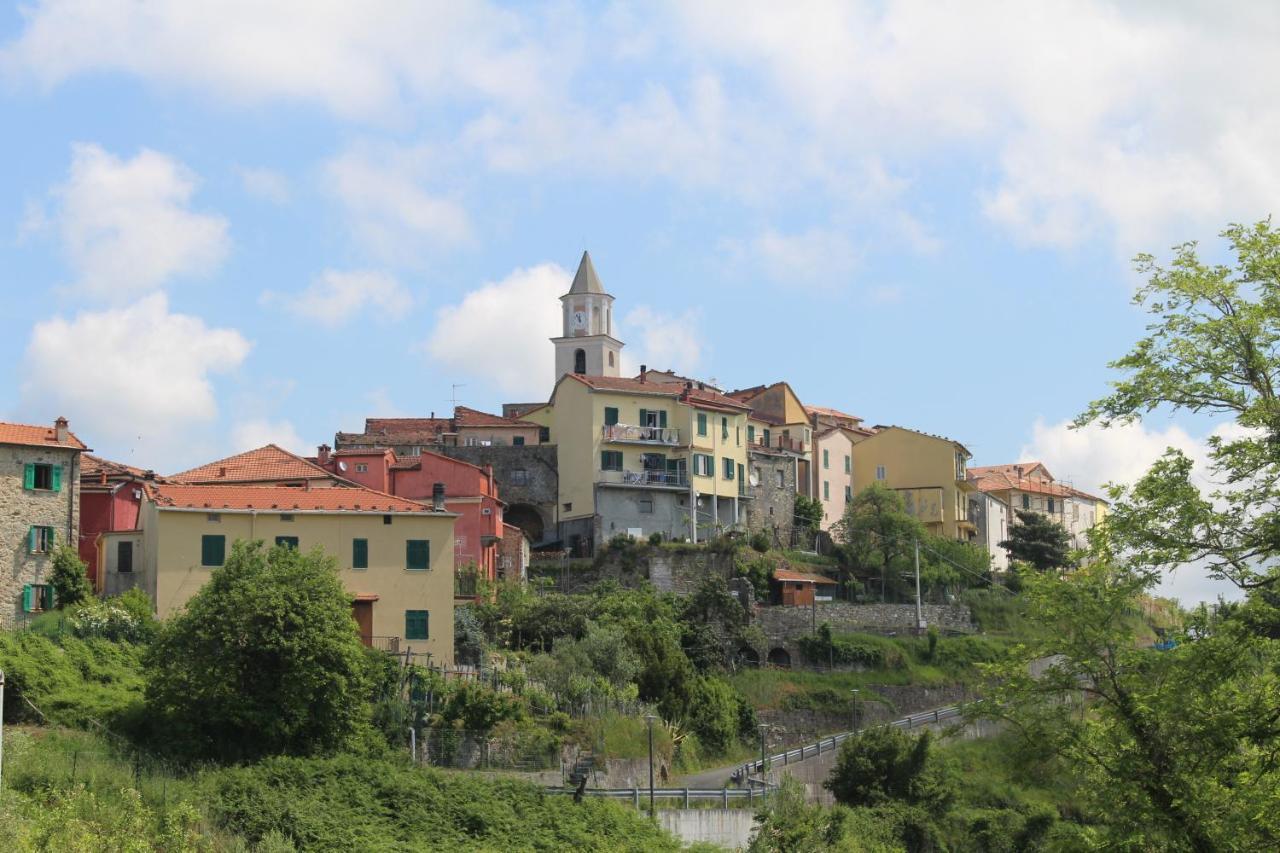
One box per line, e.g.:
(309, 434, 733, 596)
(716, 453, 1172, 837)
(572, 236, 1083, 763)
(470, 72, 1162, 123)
(850, 689, 860, 732)
(645, 714, 657, 821)
(757, 723, 769, 802)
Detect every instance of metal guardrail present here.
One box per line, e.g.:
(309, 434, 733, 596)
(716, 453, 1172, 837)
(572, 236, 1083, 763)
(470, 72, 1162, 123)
(545, 786, 774, 808)
(731, 704, 964, 782)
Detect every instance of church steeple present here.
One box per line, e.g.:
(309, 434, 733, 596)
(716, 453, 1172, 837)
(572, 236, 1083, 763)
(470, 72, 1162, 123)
(552, 250, 623, 383)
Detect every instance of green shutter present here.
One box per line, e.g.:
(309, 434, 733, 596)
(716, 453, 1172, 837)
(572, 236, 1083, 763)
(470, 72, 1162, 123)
(406, 540, 431, 571)
(763, 429, 771, 446)
(353, 538, 369, 569)
(638, 408, 648, 426)
(22, 584, 33, 612)
(41, 585, 54, 610)
(23, 463, 35, 490)
(405, 610, 429, 640)
(28, 526, 37, 553)
(659, 410, 668, 428)
(697, 413, 707, 435)
(51, 464, 62, 492)
(604, 407, 619, 426)
(48, 528, 54, 547)
(747, 425, 755, 443)
(202, 535, 225, 566)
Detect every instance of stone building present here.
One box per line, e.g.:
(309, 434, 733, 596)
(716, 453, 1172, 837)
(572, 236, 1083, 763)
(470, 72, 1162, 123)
(2, 418, 88, 627)
(742, 443, 801, 547)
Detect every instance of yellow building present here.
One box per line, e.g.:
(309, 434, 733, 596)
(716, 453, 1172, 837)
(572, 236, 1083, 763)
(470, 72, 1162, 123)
(114, 481, 457, 662)
(529, 370, 753, 551)
(850, 425, 976, 541)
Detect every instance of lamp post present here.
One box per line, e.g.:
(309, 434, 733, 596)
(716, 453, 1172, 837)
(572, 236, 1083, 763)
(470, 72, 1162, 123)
(757, 723, 769, 802)
(850, 688, 860, 732)
(645, 714, 657, 821)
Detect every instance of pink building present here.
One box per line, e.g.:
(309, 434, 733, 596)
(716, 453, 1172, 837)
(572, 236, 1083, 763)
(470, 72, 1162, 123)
(79, 455, 148, 589)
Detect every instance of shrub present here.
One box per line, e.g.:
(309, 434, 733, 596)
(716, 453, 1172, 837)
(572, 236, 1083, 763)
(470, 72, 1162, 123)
(110, 588, 159, 640)
(749, 531, 771, 553)
(826, 727, 955, 811)
(49, 545, 92, 609)
(0, 631, 145, 727)
(799, 625, 908, 670)
(67, 599, 146, 643)
(648, 531, 664, 546)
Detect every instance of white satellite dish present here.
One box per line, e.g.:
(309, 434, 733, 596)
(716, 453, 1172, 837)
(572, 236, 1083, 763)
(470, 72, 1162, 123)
(337, 461, 348, 471)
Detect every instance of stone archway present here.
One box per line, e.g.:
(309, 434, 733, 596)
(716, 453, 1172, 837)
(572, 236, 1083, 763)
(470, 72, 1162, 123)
(767, 647, 792, 668)
(738, 646, 760, 667)
(504, 503, 546, 544)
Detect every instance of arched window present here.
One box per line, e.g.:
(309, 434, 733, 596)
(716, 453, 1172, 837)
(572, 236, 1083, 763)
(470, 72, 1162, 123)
(574, 348, 586, 374)
(608, 351, 614, 367)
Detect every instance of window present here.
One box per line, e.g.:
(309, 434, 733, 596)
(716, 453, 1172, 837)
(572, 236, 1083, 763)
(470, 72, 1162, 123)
(747, 425, 756, 444)
(804, 428, 811, 443)
(604, 407, 619, 426)
(1047, 498, 1056, 513)
(697, 413, 707, 436)
(608, 351, 614, 367)
(563, 502, 573, 512)
(207, 512, 221, 522)
(823, 449, 829, 469)
(573, 349, 586, 374)
(723, 457, 735, 480)
(844, 455, 851, 474)
(201, 535, 226, 566)
(24, 462, 59, 492)
(117, 541, 133, 573)
(823, 481, 830, 500)
(875, 465, 886, 481)
(1022, 494, 1030, 509)
(406, 539, 431, 571)
(352, 538, 369, 570)
(28, 526, 55, 553)
(776, 469, 785, 488)
(513, 436, 525, 446)
(693, 454, 714, 477)
(738, 463, 745, 484)
(355, 463, 368, 473)
(762, 428, 771, 447)
(1073, 503, 1080, 521)
(845, 485, 852, 502)
(510, 469, 529, 485)
(539, 427, 551, 443)
(721, 417, 729, 440)
(601, 450, 624, 471)
(638, 498, 654, 514)
(736, 426, 741, 446)
(275, 536, 299, 550)
(280, 513, 294, 522)
(383, 514, 393, 525)
(405, 610, 429, 640)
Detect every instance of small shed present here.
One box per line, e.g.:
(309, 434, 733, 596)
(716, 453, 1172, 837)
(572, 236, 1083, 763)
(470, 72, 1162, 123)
(772, 568, 838, 606)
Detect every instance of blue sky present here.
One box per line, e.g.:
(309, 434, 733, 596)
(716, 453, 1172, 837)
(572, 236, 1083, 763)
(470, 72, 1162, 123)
(3, 1, 1276, 601)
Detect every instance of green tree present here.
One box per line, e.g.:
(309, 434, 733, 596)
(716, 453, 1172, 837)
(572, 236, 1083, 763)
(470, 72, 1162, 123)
(49, 545, 92, 608)
(1077, 219, 1280, 591)
(973, 563, 1280, 850)
(832, 484, 925, 602)
(825, 726, 955, 812)
(794, 494, 823, 542)
(998, 509, 1071, 571)
(145, 540, 371, 762)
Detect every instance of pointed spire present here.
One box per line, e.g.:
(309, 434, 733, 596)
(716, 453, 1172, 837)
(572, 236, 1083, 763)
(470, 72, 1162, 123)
(568, 250, 606, 295)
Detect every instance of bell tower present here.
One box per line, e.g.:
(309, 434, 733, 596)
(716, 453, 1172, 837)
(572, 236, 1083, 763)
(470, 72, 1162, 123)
(552, 251, 623, 382)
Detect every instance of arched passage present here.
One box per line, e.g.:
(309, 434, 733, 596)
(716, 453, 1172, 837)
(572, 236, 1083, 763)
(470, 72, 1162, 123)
(504, 503, 545, 544)
(767, 647, 792, 668)
(738, 647, 760, 667)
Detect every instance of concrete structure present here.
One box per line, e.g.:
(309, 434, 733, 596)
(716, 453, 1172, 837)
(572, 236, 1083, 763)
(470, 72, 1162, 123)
(114, 481, 457, 661)
(550, 251, 623, 384)
(968, 461, 1108, 551)
(968, 490, 1011, 571)
(1, 419, 87, 627)
(851, 426, 976, 541)
(658, 810, 755, 850)
(337, 406, 544, 452)
(79, 454, 147, 589)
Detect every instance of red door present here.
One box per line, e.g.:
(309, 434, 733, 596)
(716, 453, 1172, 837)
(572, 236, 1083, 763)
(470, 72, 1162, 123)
(352, 600, 374, 646)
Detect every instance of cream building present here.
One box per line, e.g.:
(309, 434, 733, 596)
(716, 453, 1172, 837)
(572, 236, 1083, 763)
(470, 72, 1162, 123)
(968, 462, 1107, 552)
(109, 481, 457, 661)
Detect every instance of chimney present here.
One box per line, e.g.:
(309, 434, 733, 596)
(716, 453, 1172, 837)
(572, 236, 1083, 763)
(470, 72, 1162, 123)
(54, 416, 69, 444)
(317, 444, 331, 466)
(640, 364, 647, 381)
(144, 469, 156, 481)
(430, 411, 435, 419)
(218, 466, 227, 478)
(432, 482, 446, 511)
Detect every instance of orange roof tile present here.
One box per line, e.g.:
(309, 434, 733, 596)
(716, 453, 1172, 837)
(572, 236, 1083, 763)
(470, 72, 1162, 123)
(774, 568, 837, 584)
(0, 420, 88, 451)
(563, 374, 751, 412)
(452, 406, 539, 428)
(968, 470, 1074, 498)
(170, 445, 339, 484)
(805, 404, 864, 423)
(146, 482, 432, 513)
(81, 454, 150, 480)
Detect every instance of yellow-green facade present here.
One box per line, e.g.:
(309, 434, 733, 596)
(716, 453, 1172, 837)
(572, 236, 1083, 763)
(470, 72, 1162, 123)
(851, 426, 976, 541)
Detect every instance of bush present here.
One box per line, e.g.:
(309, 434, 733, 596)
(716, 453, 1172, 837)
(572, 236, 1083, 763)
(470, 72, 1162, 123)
(49, 545, 92, 609)
(110, 588, 159, 640)
(0, 631, 145, 727)
(648, 531, 664, 546)
(67, 599, 147, 643)
(146, 541, 372, 762)
(749, 531, 771, 553)
(799, 625, 908, 670)
(826, 727, 955, 811)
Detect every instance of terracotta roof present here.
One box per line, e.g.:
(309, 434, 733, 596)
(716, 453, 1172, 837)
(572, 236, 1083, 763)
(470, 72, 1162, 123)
(727, 385, 767, 402)
(365, 417, 451, 435)
(146, 482, 431, 513)
(453, 406, 538, 428)
(969, 462, 1053, 481)
(774, 568, 837, 584)
(0, 420, 88, 451)
(865, 425, 971, 457)
(82, 454, 149, 480)
(170, 445, 339, 484)
(331, 448, 393, 458)
(968, 470, 1074, 498)
(805, 404, 863, 423)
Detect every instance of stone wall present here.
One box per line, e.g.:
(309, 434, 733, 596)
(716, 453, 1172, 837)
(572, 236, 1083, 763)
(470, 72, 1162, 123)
(754, 601, 974, 643)
(758, 682, 971, 744)
(530, 546, 737, 595)
(742, 450, 797, 548)
(1, 446, 80, 628)
(437, 445, 558, 546)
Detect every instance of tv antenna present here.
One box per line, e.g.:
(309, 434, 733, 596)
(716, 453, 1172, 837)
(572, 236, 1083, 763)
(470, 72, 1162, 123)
(450, 384, 467, 408)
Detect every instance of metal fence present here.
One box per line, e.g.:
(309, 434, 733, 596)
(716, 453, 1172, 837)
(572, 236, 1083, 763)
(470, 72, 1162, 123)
(548, 786, 774, 808)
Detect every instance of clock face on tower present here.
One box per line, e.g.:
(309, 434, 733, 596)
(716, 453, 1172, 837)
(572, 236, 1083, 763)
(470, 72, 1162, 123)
(572, 310, 587, 330)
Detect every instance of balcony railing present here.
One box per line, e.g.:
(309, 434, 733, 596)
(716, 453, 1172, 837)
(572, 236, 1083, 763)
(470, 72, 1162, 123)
(599, 469, 690, 488)
(750, 435, 806, 453)
(454, 573, 479, 598)
(364, 635, 401, 654)
(601, 424, 681, 445)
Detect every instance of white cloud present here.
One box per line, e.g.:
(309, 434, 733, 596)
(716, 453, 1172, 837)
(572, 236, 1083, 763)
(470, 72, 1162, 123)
(1020, 417, 1245, 604)
(20, 293, 250, 456)
(235, 165, 290, 203)
(230, 418, 305, 454)
(423, 263, 566, 397)
(324, 146, 471, 260)
(1, 0, 560, 120)
(619, 307, 704, 377)
(53, 143, 228, 300)
(721, 227, 860, 287)
(263, 269, 412, 327)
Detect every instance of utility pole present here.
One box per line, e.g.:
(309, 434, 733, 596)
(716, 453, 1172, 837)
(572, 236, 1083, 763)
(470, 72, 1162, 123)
(914, 538, 924, 633)
(645, 714, 656, 821)
(0, 668, 5, 790)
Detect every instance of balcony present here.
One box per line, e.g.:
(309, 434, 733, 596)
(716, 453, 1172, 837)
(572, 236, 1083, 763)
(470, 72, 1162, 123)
(750, 435, 806, 453)
(363, 635, 401, 654)
(598, 468, 690, 489)
(601, 424, 681, 445)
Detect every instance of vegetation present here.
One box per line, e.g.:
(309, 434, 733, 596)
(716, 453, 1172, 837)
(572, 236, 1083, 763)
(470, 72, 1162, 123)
(999, 509, 1071, 571)
(793, 494, 824, 541)
(145, 541, 374, 762)
(49, 545, 92, 609)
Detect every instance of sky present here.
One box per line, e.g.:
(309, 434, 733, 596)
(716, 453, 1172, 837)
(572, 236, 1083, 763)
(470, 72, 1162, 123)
(3, 1, 1278, 603)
